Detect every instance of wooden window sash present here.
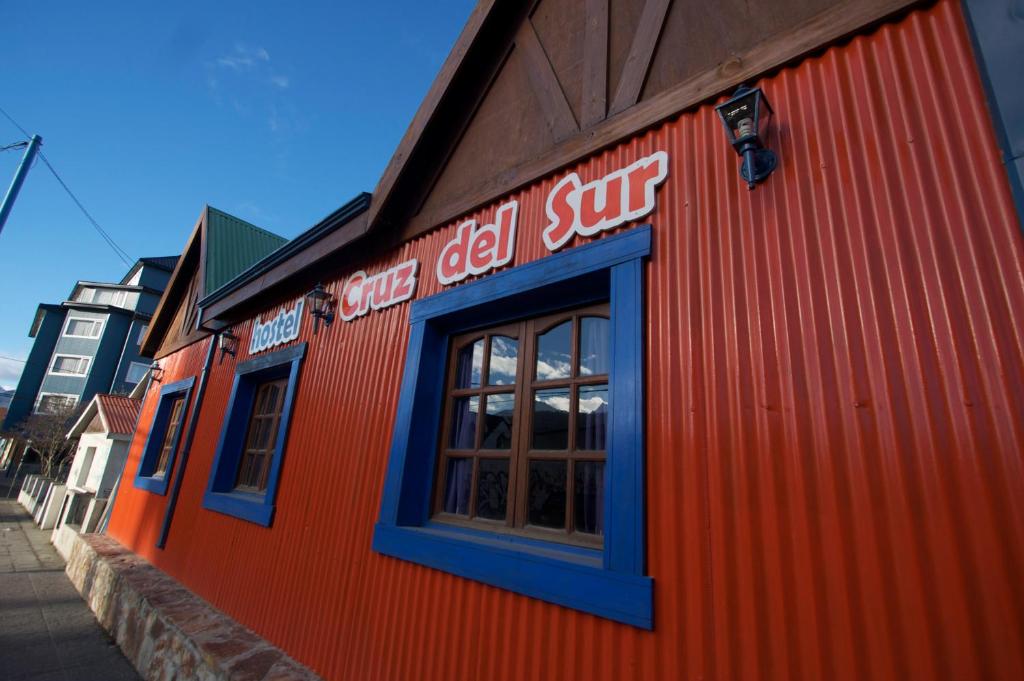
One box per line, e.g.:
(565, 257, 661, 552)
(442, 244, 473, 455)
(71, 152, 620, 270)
(235, 378, 288, 492)
(433, 303, 609, 547)
(154, 397, 185, 476)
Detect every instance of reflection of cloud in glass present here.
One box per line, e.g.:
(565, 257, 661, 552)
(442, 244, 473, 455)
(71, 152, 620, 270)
(536, 359, 571, 380)
(578, 394, 607, 413)
(537, 394, 571, 412)
(537, 321, 572, 380)
(471, 341, 484, 385)
(488, 336, 518, 385)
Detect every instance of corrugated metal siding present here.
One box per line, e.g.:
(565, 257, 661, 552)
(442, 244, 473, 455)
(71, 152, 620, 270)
(107, 1, 1024, 679)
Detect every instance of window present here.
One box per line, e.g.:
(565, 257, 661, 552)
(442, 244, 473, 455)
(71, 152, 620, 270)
(49, 354, 91, 376)
(76, 446, 97, 488)
(125, 361, 149, 384)
(202, 343, 306, 526)
(433, 305, 609, 546)
(35, 393, 79, 415)
(64, 317, 103, 338)
(137, 324, 149, 345)
(373, 226, 651, 628)
(91, 288, 127, 307)
(134, 377, 194, 495)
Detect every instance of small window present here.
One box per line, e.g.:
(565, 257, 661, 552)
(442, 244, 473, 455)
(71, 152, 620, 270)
(50, 355, 90, 376)
(134, 377, 194, 495)
(433, 305, 608, 546)
(35, 393, 78, 415)
(137, 324, 149, 345)
(203, 343, 306, 526)
(76, 446, 97, 488)
(64, 317, 103, 338)
(234, 378, 289, 491)
(125, 361, 149, 384)
(153, 397, 186, 476)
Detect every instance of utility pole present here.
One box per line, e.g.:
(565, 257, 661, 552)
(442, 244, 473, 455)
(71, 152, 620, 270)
(0, 134, 42, 238)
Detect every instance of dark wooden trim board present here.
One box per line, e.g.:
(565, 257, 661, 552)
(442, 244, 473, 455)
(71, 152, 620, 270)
(394, 0, 923, 242)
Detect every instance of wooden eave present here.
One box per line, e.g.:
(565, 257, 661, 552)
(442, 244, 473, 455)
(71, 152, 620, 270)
(139, 208, 210, 358)
(367, 0, 924, 243)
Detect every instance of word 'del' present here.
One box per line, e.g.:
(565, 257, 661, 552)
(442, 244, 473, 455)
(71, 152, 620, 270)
(543, 151, 669, 251)
(250, 300, 303, 354)
(340, 258, 420, 322)
(436, 201, 518, 285)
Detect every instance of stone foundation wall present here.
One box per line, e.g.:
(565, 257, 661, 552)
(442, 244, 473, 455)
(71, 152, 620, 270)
(65, 533, 321, 681)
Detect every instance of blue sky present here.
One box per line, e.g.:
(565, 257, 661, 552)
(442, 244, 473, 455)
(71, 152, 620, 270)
(0, 0, 475, 389)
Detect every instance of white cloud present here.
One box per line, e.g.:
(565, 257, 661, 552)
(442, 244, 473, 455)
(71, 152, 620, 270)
(270, 75, 289, 89)
(0, 356, 25, 391)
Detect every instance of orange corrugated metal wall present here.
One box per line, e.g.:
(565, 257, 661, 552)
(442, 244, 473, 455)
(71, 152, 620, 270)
(108, 1, 1024, 679)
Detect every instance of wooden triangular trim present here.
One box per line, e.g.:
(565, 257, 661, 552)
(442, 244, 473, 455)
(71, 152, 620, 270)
(581, 0, 609, 128)
(517, 17, 579, 141)
(608, 0, 672, 116)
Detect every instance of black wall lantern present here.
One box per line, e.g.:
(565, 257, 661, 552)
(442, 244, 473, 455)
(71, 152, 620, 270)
(218, 331, 239, 363)
(150, 362, 164, 383)
(305, 283, 335, 334)
(715, 85, 777, 190)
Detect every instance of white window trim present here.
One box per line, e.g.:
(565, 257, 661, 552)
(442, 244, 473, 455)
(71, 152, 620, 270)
(34, 392, 80, 415)
(63, 315, 105, 339)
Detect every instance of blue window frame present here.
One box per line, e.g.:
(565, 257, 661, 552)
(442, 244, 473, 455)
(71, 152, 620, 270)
(202, 343, 306, 527)
(373, 226, 652, 628)
(134, 377, 195, 495)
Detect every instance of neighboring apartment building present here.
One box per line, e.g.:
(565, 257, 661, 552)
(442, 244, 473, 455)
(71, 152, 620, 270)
(1, 256, 178, 432)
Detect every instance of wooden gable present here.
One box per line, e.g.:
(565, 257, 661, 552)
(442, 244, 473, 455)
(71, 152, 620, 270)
(376, 0, 919, 241)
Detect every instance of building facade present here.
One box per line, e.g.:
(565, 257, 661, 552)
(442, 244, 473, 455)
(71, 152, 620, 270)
(2, 256, 177, 430)
(106, 1, 1024, 680)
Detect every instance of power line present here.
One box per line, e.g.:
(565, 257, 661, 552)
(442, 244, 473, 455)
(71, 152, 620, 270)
(36, 153, 134, 267)
(0, 355, 26, 363)
(0, 105, 135, 267)
(0, 105, 30, 138)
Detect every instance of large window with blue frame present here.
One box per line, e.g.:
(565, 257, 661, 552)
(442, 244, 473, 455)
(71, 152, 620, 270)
(202, 343, 306, 527)
(134, 377, 195, 495)
(373, 226, 652, 628)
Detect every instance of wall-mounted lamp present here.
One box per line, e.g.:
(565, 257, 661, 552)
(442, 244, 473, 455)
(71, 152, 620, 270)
(150, 362, 164, 383)
(305, 283, 335, 334)
(218, 331, 239, 364)
(715, 85, 777, 190)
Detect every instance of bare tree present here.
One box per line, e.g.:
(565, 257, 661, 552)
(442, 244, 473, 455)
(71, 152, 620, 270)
(7, 403, 79, 480)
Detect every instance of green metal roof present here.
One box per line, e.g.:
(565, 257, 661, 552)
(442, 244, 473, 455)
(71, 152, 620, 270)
(204, 207, 287, 294)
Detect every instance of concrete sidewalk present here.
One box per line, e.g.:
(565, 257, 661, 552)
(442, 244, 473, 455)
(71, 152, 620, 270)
(0, 499, 140, 681)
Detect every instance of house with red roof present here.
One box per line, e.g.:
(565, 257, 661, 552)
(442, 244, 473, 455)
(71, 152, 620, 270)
(51, 391, 142, 558)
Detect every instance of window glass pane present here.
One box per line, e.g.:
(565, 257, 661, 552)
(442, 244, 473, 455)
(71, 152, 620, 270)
(576, 384, 609, 450)
(574, 461, 604, 535)
(536, 321, 572, 380)
(443, 457, 473, 515)
(454, 339, 484, 389)
(482, 393, 514, 449)
(532, 388, 570, 449)
(475, 458, 509, 520)
(528, 460, 567, 528)
(487, 336, 518, 385)
(579, 317, 609, 376)
(67, 319, 99, 337)
(449, 396, 479, 449)
(125, 362, 149, 384)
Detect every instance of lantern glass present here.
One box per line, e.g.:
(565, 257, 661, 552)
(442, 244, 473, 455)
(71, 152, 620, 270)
(716, 86, 772, 150)
(305, 284, 330, 316)
(219, 331, 239, 355)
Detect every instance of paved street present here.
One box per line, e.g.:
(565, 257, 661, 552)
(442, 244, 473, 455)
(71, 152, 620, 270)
(0, 499, 140, 681)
